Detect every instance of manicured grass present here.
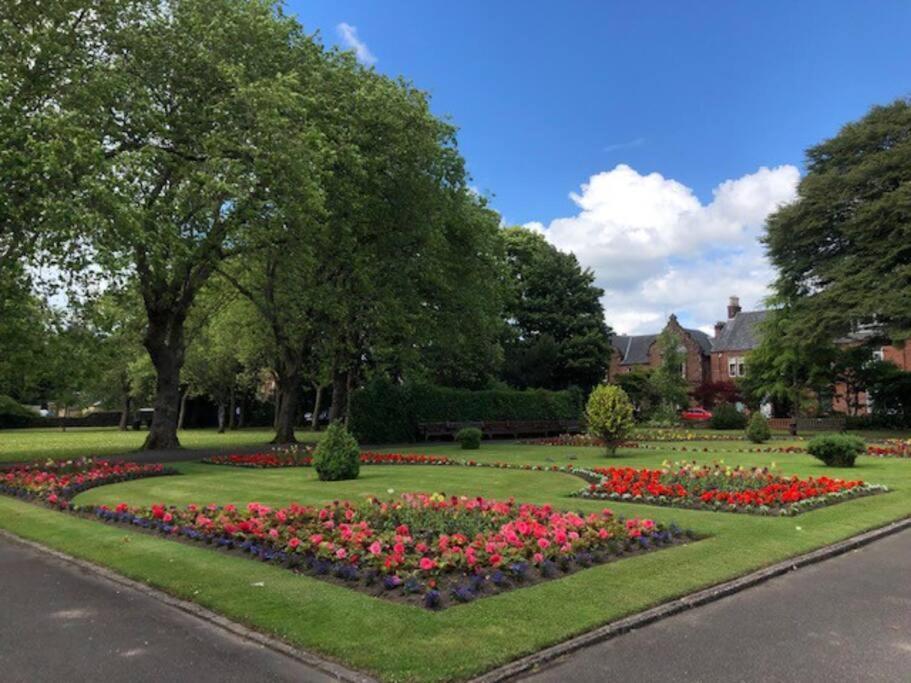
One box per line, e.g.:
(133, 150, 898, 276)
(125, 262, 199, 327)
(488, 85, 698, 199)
(1, 439, 907, 681)
(0, 427, 321, 463)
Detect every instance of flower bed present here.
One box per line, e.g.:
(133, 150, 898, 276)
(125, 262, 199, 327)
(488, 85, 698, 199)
(573, 461, 886, 515)
(0, 458, 177, 509)
(866, 439, 911, 458)
(202, 451, 456, 468)
(520, 430, 777, 446)
(88, 492, 693, 609)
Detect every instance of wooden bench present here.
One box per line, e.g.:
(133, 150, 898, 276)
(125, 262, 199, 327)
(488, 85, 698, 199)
(416, 419, 577, 441)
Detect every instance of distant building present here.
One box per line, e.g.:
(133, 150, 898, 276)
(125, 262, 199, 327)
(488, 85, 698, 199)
(608, 296, 910, 414)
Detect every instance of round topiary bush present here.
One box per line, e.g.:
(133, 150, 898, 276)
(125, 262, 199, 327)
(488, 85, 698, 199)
(746, 412, 771, 443)
(709, 402, 747, 430)
(313, 421, 360, 481)
(455, 427, 482, 450)
(806, 434, 865, 467)
(585, 385, 634, 456)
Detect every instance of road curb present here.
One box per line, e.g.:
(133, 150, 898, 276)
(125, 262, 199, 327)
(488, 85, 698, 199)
(0, 529, 376, 683)
(471, 516, 911, 683)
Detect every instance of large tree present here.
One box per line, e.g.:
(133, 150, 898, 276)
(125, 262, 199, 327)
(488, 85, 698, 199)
(66, 0, 325, 449)
(500, 227, 612, 391)
(0, 1, 122, 275)
(764, 99, 911, 344)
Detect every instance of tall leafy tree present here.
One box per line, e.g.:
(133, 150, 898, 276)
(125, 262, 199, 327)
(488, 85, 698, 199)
(0, 1, 122, 275)
(65, 0, 325, 449)
(500, 227, 611, 391)
(650, 328, 689, 412)
(740, 308, 838, 418)
(764, 99, 911, 344)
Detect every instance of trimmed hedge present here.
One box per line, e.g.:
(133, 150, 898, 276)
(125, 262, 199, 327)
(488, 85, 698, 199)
(348, 379, 583, 444)
(456, 427, 482, 450)
(806, 434, 865, 467)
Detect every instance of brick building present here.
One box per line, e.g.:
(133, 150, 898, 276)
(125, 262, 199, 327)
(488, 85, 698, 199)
(608, 313, 713, 387)
(609, 296, 910, 414)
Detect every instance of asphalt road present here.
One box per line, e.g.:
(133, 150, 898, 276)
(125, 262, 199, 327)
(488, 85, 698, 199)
(521, 527, 911, 683)
(0, 536, 340, 683)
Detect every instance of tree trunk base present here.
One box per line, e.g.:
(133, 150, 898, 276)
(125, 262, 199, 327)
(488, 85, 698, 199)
(142, 431, 182, 451)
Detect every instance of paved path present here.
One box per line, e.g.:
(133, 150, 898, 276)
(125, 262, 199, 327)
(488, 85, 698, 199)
(521, 527, 911, 683)
(0, 536, 340, 682)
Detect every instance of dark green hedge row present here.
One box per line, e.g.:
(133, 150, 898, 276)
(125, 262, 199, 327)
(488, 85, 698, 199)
(349, 379, 583, 443)
(0, 395, 41, 429)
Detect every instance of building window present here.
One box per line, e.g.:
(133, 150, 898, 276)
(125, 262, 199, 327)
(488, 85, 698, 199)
(872, 347, 885, 362)
(728, 357, 745, 377)
(680, 362, 686, 378)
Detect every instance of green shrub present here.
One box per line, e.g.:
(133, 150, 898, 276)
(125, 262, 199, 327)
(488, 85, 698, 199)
(806, 434, 865, 467)
(709, 402, 747, 430)
(313, 421, 360, 481)
(455, 427, 482, 449)
(0, 395, 39, 429)
(745, 412, 771, 443)
(646, 403, 682, 428)
(348, 378, 583, 443)
(585, 385, 634, 456)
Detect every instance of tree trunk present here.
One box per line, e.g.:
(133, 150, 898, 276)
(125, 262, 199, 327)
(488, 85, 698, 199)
(228, 386, 236, 430)
(310, 384, 323, 431)
(177, 390, 188, 431)
(236, 402, 244, 429)
(61, 404, 68, 432)
(118, 394, 132, 431)
(272, 358, 301, 444)
(143, 315, 185, 451)
(344, 368, 354, 427)
(217, 403, 226, 433)
(273, 386, 281, 430)
(328, 369, 347, 423)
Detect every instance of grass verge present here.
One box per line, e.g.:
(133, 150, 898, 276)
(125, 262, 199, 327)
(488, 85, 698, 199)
(0, 441, 909, 681)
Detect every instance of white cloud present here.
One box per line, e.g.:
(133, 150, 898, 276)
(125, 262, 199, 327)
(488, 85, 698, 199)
(527, 164, 800, 334)
(336, 22, 376, 66)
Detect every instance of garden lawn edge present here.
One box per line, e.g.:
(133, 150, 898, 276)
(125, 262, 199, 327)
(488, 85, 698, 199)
(0, 527, 375, 683)
(470, 515, 911, 683)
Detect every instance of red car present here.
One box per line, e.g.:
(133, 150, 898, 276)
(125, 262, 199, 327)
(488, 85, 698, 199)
(681, 407, 713, 421)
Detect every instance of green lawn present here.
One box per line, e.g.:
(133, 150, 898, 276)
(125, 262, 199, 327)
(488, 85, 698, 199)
(1, 439, 909, 681)
(0, 427, 321, 463)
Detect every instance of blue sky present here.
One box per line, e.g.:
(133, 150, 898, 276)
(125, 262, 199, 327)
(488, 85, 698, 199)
(287, 1, 911, 333)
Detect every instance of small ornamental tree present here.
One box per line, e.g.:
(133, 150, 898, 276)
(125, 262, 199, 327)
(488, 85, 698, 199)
(585, 385, 634, 456)
(313, 421, 360, 481)
(746, 412, 771, 443)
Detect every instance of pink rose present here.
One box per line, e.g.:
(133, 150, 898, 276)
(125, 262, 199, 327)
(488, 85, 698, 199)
(537, 538, 550, 549)
(368, 541, 382, 555)
(419, 557, 436, 571)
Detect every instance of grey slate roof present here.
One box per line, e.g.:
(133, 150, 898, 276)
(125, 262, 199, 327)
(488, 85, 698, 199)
(611, 334, 657, 365)
(712, 310, 768, 352)
(612, 327, 714, 365)
(687, 328, 714, 354)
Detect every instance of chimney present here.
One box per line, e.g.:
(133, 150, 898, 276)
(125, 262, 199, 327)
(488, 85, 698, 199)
(714, 321, 725, 338)
(727, 295, 741, 320)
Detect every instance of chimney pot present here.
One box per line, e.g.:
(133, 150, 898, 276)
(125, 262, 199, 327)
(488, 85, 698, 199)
(727, 295, 741, 319)
(714, 321, 725, 338)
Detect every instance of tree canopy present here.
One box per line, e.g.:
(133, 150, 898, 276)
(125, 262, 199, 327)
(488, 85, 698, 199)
(501, 226, 612, 391)
(764, 99, 911, 344)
